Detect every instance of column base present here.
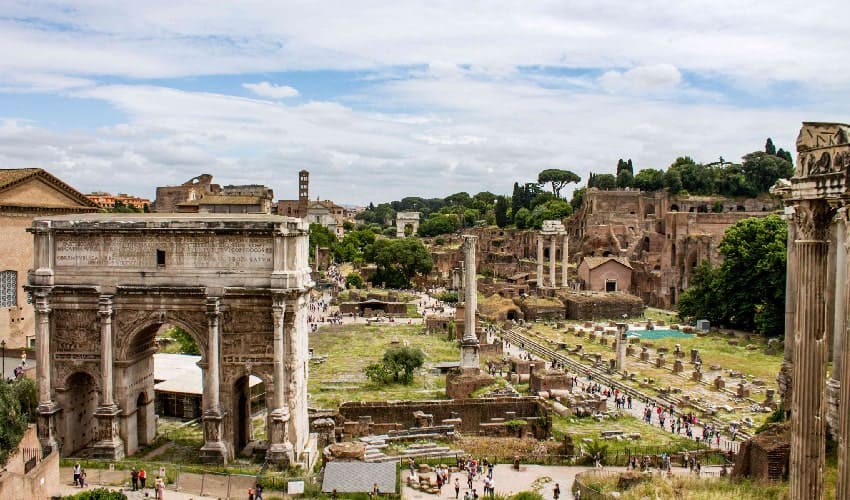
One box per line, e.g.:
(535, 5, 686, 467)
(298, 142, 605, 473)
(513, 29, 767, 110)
(37, 401, 61, 455)
(92, 404, 125, 460)
(267, 408, 294, 465)
(200, 410, 227, 464)
(827, 378, 841, 439)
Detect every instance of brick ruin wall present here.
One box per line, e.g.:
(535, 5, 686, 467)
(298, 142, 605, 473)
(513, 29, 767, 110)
(338, 397, 546, 433)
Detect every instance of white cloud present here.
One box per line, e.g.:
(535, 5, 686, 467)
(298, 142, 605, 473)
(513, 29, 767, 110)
(242, 82, 299, 99)
(599, 64, 682, 93)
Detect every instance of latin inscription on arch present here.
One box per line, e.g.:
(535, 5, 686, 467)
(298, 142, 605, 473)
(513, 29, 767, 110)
(54, 234, 273, 269)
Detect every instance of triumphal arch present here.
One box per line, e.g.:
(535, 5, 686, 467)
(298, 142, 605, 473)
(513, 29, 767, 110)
(26, 214, 313, 465)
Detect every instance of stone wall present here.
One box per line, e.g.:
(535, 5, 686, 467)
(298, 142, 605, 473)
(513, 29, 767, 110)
(338, 397, 546, 433)
(562, 292, 644, 320)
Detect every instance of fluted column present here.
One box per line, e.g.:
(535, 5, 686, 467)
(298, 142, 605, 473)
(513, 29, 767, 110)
(549, 236, 557, 288)
(562, 234, 569, 288)
(537, 235, 544, 288)
(268, 294, 293, 464)
(779, 208, 797, 412)
(827, 215, 845, 436)
(838, 215, 850, 499)
(789, 200, 831, 499)
(200, 296, 226, 464)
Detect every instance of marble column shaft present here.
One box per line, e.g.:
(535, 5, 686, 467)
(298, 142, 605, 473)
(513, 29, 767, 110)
(98, 295, 115, 407)
(839, 218, 850, 499)
(780, 214, 797, 410)
(463, 236, 477, 343)
(562, 234, 569, 288)
(549, 236, 557, 288)
(35, 293, 52, 407)
(537, 236, 544, 288)
(789, 236, 828, 499)
(205, 298, 222, 413)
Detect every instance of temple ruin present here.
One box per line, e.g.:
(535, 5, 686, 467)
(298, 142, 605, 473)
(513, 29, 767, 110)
(27, 214, 314, 466)
(777, 122, 850, 498)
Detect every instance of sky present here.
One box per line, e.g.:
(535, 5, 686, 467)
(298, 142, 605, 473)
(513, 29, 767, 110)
(1, 1, 849, 205)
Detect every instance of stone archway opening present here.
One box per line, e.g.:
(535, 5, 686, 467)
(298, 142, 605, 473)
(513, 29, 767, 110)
(232, 374, 266, 458)
(59, 371, 99, 455)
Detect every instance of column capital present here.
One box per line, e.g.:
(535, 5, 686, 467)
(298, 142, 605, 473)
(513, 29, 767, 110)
(206, 296, 221, 321)
(97, 294, 113, 319)
(793, 200, 834, 242)
(33, 290, 51, 314)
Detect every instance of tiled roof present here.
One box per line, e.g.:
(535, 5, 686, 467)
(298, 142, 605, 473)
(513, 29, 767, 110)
(0, 168, 99, 208)
(198, 195, 263, 205)
(322, 461, 396, 493)
(582, 256, 633, 270)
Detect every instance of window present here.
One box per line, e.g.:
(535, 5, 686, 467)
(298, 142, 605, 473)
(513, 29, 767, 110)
(0, 271, 16, 307)
(156, 250, 166, 267)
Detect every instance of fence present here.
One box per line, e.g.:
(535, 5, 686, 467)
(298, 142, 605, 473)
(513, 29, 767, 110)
(59, 458, 320, 498)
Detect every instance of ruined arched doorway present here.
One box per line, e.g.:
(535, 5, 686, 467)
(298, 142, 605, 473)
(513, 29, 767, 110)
(117, 320, 207, 456)
(231, 374, 267, 458)
(58, 371, 99, 455)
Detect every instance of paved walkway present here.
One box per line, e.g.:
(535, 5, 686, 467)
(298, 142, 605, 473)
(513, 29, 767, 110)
(501, 334, 742, 456)
(402, 464, 591, 500)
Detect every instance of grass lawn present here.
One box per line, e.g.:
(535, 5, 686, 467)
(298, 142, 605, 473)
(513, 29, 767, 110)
(552, 414, 704, 454)
(584, 474, 791, 499)
(308, 323, 460, 409)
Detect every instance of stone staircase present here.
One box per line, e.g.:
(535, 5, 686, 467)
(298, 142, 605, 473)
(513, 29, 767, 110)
(359, 436, 462, 463)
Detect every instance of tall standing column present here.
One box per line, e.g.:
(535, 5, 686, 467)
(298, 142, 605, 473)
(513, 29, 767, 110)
(537, 235, 544, 289)
(200, 296, 227, 464)
(615, 322, 627, 370)
(827, 214, 846, 436)
(268, 295, 293, 464)
(460, 235, 481, 371)
(562, 234, 569, 288)
(779, 209, 797, 413)
(839, 215, 850, 500)
(549, 235, 557, 288)
(789, 200, 831, 499)
(34, 290, 59, 454)
(92, 294, 125, 459)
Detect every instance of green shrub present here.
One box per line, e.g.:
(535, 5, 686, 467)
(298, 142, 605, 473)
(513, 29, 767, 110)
(63, 487, 128, 499)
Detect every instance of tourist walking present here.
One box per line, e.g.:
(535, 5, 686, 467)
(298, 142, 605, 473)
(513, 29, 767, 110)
(553, 482, 561, 499)
(73, 462, 81, 487)
(139, 468, 147, 489)
(131, 467, 139, 491)
(454, 477, 460, 498)
(155, 476, 164, 499)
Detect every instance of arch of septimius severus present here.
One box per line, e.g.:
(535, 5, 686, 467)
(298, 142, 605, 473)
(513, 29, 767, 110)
(26, 214, 314, 465)
(776, 122, 850, 498)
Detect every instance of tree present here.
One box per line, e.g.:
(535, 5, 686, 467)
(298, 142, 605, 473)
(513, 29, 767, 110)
(678, 215, 787, 336)
(663, 169, 683, 194)
(309, 223, 337, 252)
(765, 137, 777, 155)
(633, 169, 665, 192)
(588, 173, 616, 190)
(528, 199, 572, 229)
(365, 238, 433, 288)
(418, 214, 460, 237)
(538, 169, 581, 198)
(165, 326, 200, 355)
(494, 196, 509, 228)
(0, 378, 35, 465)
(364, 346, 425, 385)
(569, 187, 586, 211)
(742, 151, 794, 194)
(514, 207, 532, 229)
(345, 272, 363, 288)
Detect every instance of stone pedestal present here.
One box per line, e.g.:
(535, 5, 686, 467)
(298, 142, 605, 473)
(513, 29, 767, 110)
(639, 347, 649, 361)
(655, 354, 665, 368)
(713, 376, 725, 390)
(673, 360, 684, 373)
(267, 407, 294, 465)
(692, 371, 702, 382)
(199, 411, 227, 464)
(92, 405, 125, 460)
(36, 402, 60, 456)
